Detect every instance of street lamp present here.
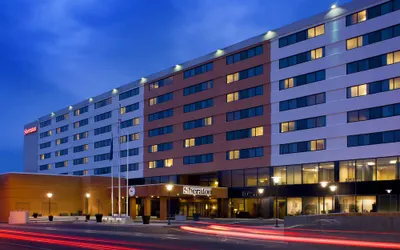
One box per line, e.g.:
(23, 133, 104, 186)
(166, 184, 174, 225)
(329, 185, 337, 213)
(271, 176, 281, 227)
(257, 188, 264, 218)
(386, 189, 392, 213)
(320, 181, 329, 214)
(47, 193, 53, 221)
(85, 193, 91, 215)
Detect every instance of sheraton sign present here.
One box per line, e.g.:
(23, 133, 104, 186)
(182, 186, 212, 196)
(24, 127, 38, 136)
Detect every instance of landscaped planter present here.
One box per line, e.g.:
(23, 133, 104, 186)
(95, 214, 103, 223)
(48, 215, 53, 222)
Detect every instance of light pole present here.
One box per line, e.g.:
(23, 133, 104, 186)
(320, 181, 328, 214)
(47, 193, 53, 220)
(166, 184, 174, 225)
(271, 176, 281, 227)
(329, 185, 337, 213)
(257, 188, 264, 218)
(85, 193, 91, 215)
(386, 189, 392, 213)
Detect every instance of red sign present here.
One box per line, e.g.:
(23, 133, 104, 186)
(24, 126, 38, 135)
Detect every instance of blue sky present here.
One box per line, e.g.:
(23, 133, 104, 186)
(0, 0, 351, 173)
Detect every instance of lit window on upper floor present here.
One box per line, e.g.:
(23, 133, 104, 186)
(184, 62, 213, 79)
(347, 77, 400, 98)
(120, 102, 139, 115)
(279, 47, 324, 69)
(120, 133, 140, 144)
(279, 70, 326, 90)
(347, 24, 400, 50)
(74, 131, 89, 141)
(56, 113, 69, 123)
(226, 65, 263, 84)
(280, 116, 326, 133)
(73, 157, 88, 165)
(280, 139, 326, 155)
(226, 45, 263, 64)
(149, 77, 173, 90)
(40, 153, 51, 160)
(148, 142, 173, 153)
(74, 106, 88, 116)
(226, 147, 263, 160)
(73, 144, 89, 153)
(226, 85, 263, 103)
(183, 117, 212, 130)
(120, 117, 140, 129)
(226, 126, 263, 141)
(347, 50, 400, 74)
(184, 135, 213, 148)
(346, 0, 400, 27)
(74, 118, 89, 128)
(55, 161, 68, 168)
(149, 92, 173, 106)
(279, 24, 325, 48)
(56, 137, 68, 145)
(39, 164, 51, 171)
(56, 125, 68, 134)
(149, 159, 173, 169)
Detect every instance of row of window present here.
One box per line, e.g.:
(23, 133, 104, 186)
(120, 103, 139, 115)
(347, 77, 400, 98)
(184, 98, 213, 113)
(56, 125, 68, 134)
(40, 119, 51, 128)
(149, 159, 173, 169)
(119, 87, 139, 101)
(75, 106, 88, 116)
(73, 144, 89, 153)
(94, 111, 112, 122)
(120, 133, 140, 143)
(348, 103, 400, 123)
(56, 161, 68, 168)
(183, 80, 213, 96)
(226, 65, 263, 84)
(347, 24, 400, 50)
(43, 162, 139, 173)
(279, 47, 324, 69)
(148, 142, 173, 153)
(226, 127, 263, 141)
(184, 117, 212, 130)
(184, 154, 214, 165)
(346, 0, 400, 26)
(184, 135, 213, 148)
(279, 24, 325, 48)
(94, 139, 112, 149)
(148, 125, 173, 137)
(184, 62, 213, 79)
(227, 85, 263, 103)
(226, 45, 263, 64)
(149, 77, 173, 90)
(347, 50, 400, 74)
(94, 125, 112, 135)
(348, 129, 400, 147)
(226, 106, 264, 122)
(95, 98, 112, 109)
(94, 153, 112, 162)
(120, 148, 139, 157)
(40, 141, 51, 149)
(280, 139, 326, 155)
(56, 137, 68, 145)
(74, 118, 89, 128)
(120, 118, 140, 129)
(279, 70, 325, 90)
(280, 116, 326, 133)
(55, 149, 68, 157)
(279, 93, 325, 111)
(149, 92, 173, 106)
(227, 147, 264, 160)
(148, 109, 173, 122)
(56, 113, 68, 123)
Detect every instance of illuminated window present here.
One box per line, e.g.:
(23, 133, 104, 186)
(84, 145, 89, 151)
(149, 161, 155, 169)
(281, 123, 289, 133)
(228, 150, 240, 160)
(120, 107, 126, 114)
(149, 98, 157, 106)
(226, 73, 239, 84)
(150, 82, 159, 89)
(83, 170, 88, 175)
(64, 161, 69, 167)
(358, 10, 367, 23)
(387, 51, 400, 65)
(165, 159, 173, 167)
(56, 139, 60, 145)
(349, 84, 367, 98)
(204, 117, 212, 126)
(347, 36, 363, 50)
(307, 24, 324, 38)
(120, 136, 127, 144)
(316, 140, 325, 150)
(390, 77, 400, 90)
(284, 78, 294, 89)
(184, 138, 195, 148)
(311, 48, 323, 60)
(131, 133, 140, 141)
(151, 145, 158, 152)
(226, 92, 239, 103)
(251, 127, 263, 137)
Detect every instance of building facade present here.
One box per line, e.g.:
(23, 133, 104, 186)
(24, 0, 400, 218)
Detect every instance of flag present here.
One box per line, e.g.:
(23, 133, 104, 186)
(109, 133, 114, 161)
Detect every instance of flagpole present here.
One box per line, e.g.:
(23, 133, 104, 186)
(118, 106, 122, 218)
(111, 132, 114, 217)
(126, 133, 129, 217)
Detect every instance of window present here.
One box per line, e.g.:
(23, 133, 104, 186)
(40, 141, 51, 149)
(39, 164, 51, 171)
(226, 85, 263, 103)
(346, 36, 363, 50)
(120, 148, 139, 157)
(148, 109, 173, 122)
(56, 125, 68, 134)
(40, 130, 52, 138)
(184, 135, 213, 148)
(74, 106, 88, 116)
(94, 167, 111, 175)
(74, 131, 89, 141)
(226, 106, 263, 121)
(226, 147, 263, 160)
(184, 80, 213, 96)
(55, 161, 68, 168)
(280, 139, 326, 154)
(74, 119, 89, 128)
(184, 98, 213, 113)
(280, 93, 325, 111)
(226, 65, 263, 84)
(73, 170, 88, 176)
(356, 159, 376, 182)
(319, 162, 335, 183)
(40, 119, 51, 128)
(120, 118, 140, 129)
(279, 70, 325, 90)
(149, 92, 173, 106)
(226, 45, 263, 64)
(120, 133, 140, 143)
(347, 129, 400, 147)
(148, 142, 173, 153)
(184, 62, 213, 79)
(56, 113, 69, 122)
(303, 164, 319, 184)
(286, 165, 302, 185)
(347, 24, 400, 50)
(94, 98, 112, 109)
(377, 157, 397, 181)
(120, 163, 139, 172)
(279, 24, 325, 47)
(226, 126, 263, 141)
(273, 166, 286, 185)
(94, 153, 112, 162)
(184, 154, 213, 164)
(339, 160, 356, 182)
(184, 117, 213, 130)
(73, 157, 88, 165)
(120, 103, 139, 115)
(119, 87, 139, 100)
(148, 159, 173, 169)
(148, 125, 173, 137)
(55, 149, 68, 157)
(346, 1, 399, 26)
(280, 116, 326, 133)
(347, 50, 400, 74)
(94, 139, 111, 148)
(149, 77, 173, 90)
(347, 103, 400, 123)
(279, 47, 325, 69)
(347, 77, 400, 98)
(94, 111, 112, 122)
(56, 137, 68, 145)
(40, 153, 51, 160)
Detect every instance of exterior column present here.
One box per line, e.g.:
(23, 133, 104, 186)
(144, 198, 151, 217)
(160, 197, 167, 220)
(130, 198, 136, 219)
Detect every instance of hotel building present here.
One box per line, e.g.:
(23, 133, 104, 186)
(24, 0, 400, 218)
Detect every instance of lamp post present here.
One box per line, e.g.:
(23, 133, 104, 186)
(257, 188, 264, 218)
(320, 181, 328, 214)
(271, 176, 281, 227)
(85, 193, 91, 215)
(166, 184, 174, 225)
(329, 185, 337, 213)
(386, 189, 392, 213)
(47, 193, 53, 221)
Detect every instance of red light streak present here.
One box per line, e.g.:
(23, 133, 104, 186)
(181, 226, 400, 249)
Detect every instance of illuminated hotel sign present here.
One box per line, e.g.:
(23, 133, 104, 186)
(24, 127, 38, 136)
(183, 186, 212, 196)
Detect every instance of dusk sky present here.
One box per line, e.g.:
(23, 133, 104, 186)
(0, 0, 351, 173)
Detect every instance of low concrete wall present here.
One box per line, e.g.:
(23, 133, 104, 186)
(285, 213, 400, 232)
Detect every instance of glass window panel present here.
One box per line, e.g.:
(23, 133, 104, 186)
(347, 38, 358, 50)
(358, 10, 367, 23)
(258, 167, 269, 186)
(350, 86, 358, 97)
(281, 122, 289, 133)
(387, 52, 394, 65)
(303, 164, 319, 184)
(358, 84, 367, 96)
(315, 24, 324, 36)
(394, 51, 400, 63)
(245, 169, 258, 187)
(303, 197, 318, 215)
(287, 198, 303, 216)
(319, 162, 335, 182)
(232, 170, 244, 187)
(377, 157, 397, 181)
(356, 159, 376, 182)
(340, 160, 356, 182)
(273, 166, 286, 185)
(308, 27, 315, 38)
(287, 165, 302, 185)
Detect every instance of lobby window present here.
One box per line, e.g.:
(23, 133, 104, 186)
(286, 165, 302, 185)
(56, 125, 68, 134)
(347, 50, 400, 74)
(346, 0, 400, 27)
(348, 103, 400, 123)
(74, 106, 88, 116)
(220, 170, 231, 187)
(226, 45, 263, 64)
(258, 167, 269, 186)
(149, 92, 173, 106)
(74, 118, 89, 128)
(94, 98, 112, 109)
(302, 164, 319, 184)
(226, 106, 263, 121)
(74, 131, 89, 141)
(232, 170, 244, 187)
(73, 157, 88, 165)
(183, 153, 213, 165)
(226, 85, 263, 103)
(40, 130, 52, 139)
(149, 76, 173, 90)
(226, 65, 263, 84)
(120, 117, 140, 129)
(287, 198, 302, 216)
(119, 87, 139, 101)
(55, 161, 68, 168)
(319, 162, 335, 183)
(339, 160, 356, 182)
(279, 70, 325, 90)
(94, 111, 112, 122)
(280, 116, 326, 133)
(148, 142, 173, 153)
(94, 125, 112, 135)
(279, 93, 325, 111)
(279, 24, 325, 48)
(273, 166, 287, 185)
(94, 167, 111, 175)
(226, 147, 263, 160)
(184, 117, 213, 130)
(94, 139, 111, 149)
(120, 103, 139, 115)
(39, 164, 51, 171)
(40, 119, 51, 128)
(377, 157, 397, 181)
(184, 98, 213, 113)
(184, 62, 213, 79)
(226, 126, 263, 141)
(245, 168, 258, 187)
(356, 159, 376, 182)
(148, 125, 173, 137)
(56, 113, 69, 123)
(184, 80, 213, 96)
(40, 153, 51, 160)
(347, 129, 400, 147)
(148, 159, 173, 169)
(279, 47, 325, 69)
(280, 139, 326, 154)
